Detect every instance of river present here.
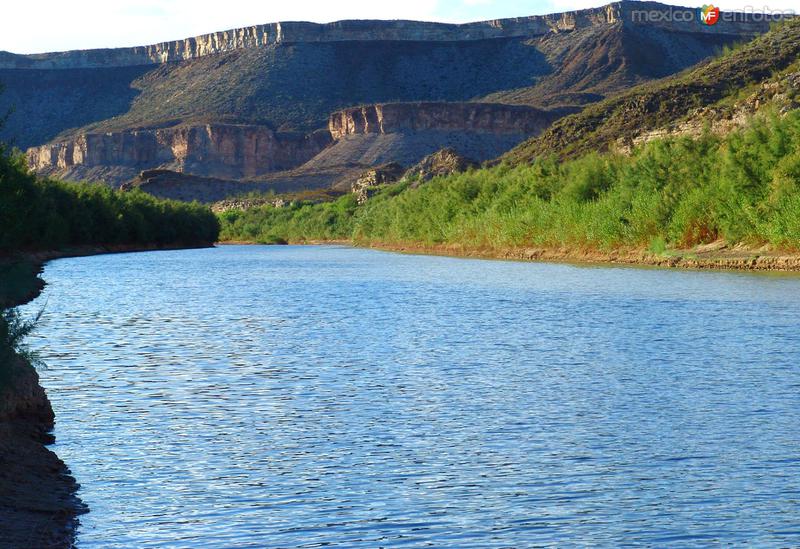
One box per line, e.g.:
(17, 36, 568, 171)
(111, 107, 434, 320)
(22, 245, 800, 547)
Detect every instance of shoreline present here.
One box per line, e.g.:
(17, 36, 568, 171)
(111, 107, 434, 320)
(0, 242, 215, 548)
(219, 239, 800, 273)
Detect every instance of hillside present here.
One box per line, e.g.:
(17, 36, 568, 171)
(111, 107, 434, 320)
(505, 18, 800, 163)
(0, 1, 777, 199)
(481, 21, 740, 108)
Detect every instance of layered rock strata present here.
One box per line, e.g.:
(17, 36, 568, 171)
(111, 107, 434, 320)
(329, 102, 561, 139)
(27, 125, 332, 183)
(0, 2, 778, 70)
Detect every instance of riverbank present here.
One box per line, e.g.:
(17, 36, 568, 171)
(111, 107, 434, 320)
(0, 243, 215, 548)
(0, 354, 86, 548)
(220, 239, 800, 273)
(362, 240, 800, 272)
(1, 259, 82, 548)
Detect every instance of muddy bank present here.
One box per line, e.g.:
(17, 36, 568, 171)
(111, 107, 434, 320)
(0, 356, 86, 548)
(0, 260, 83, 548)
(0, 243, 215, 548)
(259, 239, 800, 273)
(221, 238, 800, 272)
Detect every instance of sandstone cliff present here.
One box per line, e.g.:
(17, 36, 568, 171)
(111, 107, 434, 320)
(6, 2, 788, 200)
(27, 103, 563, 190)
(328, 103, 562, 139)
(0, 2, 777, 70)
(2, 2, 776, 152)
(27, 125, 332, 183)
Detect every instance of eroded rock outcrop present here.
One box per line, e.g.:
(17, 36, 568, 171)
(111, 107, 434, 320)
(617, 71, 800, 153)
(27, 125, 332, 186)
(351, 163, 406, 204)
(404, 148, 479, 186)
(329, 103, 566, 140)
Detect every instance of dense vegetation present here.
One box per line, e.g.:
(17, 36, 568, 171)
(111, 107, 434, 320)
(0, 132, 219, 383)
(219, 110, 800, 252)
(0, 149, 220, 253)
(505, 19, 800, 163)
(0, 307, 41, 384)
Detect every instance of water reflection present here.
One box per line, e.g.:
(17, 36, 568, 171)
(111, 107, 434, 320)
(23, 245, 800, 547)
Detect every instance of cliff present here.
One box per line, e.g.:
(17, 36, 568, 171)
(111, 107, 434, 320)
(4, 2, 787, 201)
(27, 103, 563, 189)
(504, 17, 800, 163)
(27, 125, 332, 183)
(328, 102, 562, 139)
(0, 2, 777, 70)
(2, 2, 775, 151)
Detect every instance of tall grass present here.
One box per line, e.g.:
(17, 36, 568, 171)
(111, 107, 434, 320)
(0, 149, 220, 253)
(0, 308, 43, 384)
(0, 138, 220, 383)
(219, 110, 800, 253)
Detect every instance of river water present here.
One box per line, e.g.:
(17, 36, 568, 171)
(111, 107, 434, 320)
(23, 245, 800, 547)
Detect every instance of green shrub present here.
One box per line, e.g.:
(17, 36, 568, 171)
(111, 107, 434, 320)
(219, 110, 800, 254)
(0, 308, 43, 383)
(0, 149, 220, 253)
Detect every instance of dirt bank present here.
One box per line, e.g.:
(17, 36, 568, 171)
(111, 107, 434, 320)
(257, 239, 800, 273)
(0, 356, 86, 548)
(0, 243, 215, 548)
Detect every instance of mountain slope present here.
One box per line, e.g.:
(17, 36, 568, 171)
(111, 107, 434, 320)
(504, 18, 800, 163)
(1, 2, 769, 148)
(0, 1, 779, 200)
(481, 22, 744, 108)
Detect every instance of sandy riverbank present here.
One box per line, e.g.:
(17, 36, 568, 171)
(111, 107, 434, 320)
(221, 239, 800, 273)
(360, 241, 800, 272)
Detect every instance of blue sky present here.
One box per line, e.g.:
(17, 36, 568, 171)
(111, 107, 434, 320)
(1, 0, 793, 54)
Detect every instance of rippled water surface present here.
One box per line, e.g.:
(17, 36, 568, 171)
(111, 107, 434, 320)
(23, 245, 800, 547)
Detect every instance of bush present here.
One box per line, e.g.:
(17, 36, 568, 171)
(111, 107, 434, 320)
(0, 150, 220, 253)
(218, 110, 800, 254)
(0, 308, 42, 383)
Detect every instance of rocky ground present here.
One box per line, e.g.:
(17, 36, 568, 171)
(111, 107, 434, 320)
(342, 240, 800, 273)
(1, 247, 200, 549)
(0, 357, 85, 549)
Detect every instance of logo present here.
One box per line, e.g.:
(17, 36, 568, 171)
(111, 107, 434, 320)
(699, 4, 721, 25)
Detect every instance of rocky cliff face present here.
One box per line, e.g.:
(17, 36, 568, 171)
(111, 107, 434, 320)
(329, 103, 563, 139)
(27, 125, 332, 183)
(6, 2, 787, 200)
(27, 103, 562, 188)
(0, 2, 777, 70)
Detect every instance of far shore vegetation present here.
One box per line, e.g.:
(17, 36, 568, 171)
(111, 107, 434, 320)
(218, 110, 800, 254)
(0, 151, 220, 254)
(0, 119, 221, 383)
